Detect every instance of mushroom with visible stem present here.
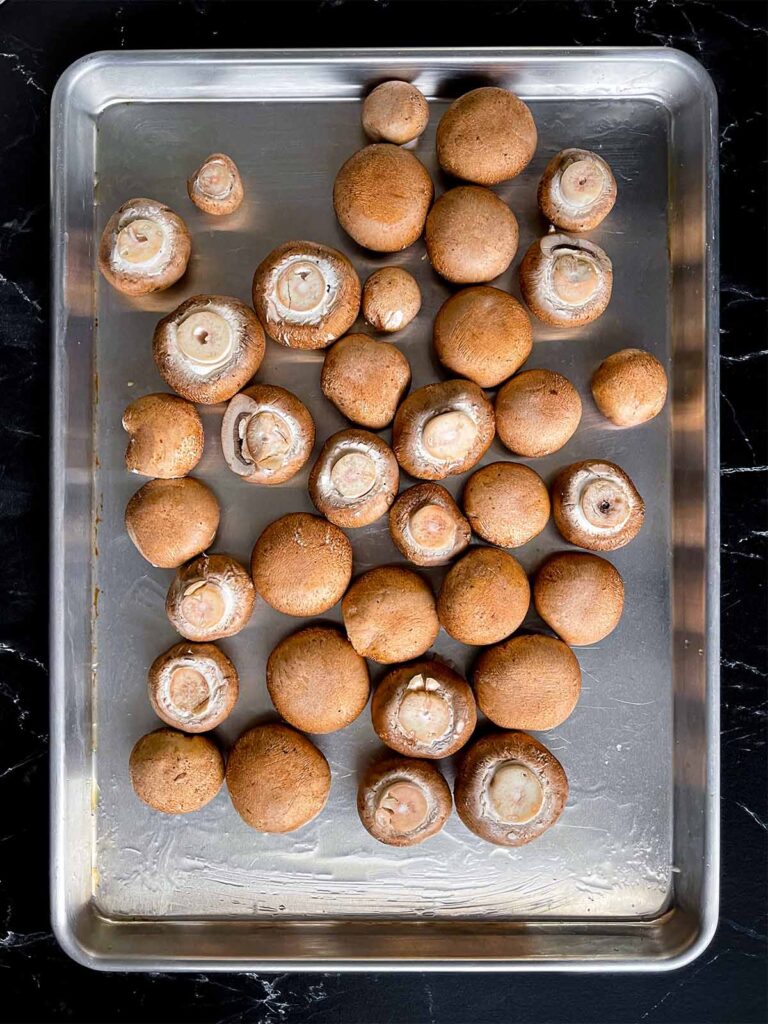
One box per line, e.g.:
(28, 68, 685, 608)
(125, 477, 220, 569)
(551, 460, 645, 551)
(98, 198, 191, 296)
(389, 482, 471, 567)
(362, 267, 422, 333)
(165, 553, 255, 642)
(321, 333, 411, 429)
(308, 429, 399, 529)
(148, 641, 239, 733)
(437, 547, 530, 646)
(533, 551, 624, 646)
(122, 393, 204, 479)
(495, 368, 582, 458)
(342, 566, 439, 664)
(357, 756, 452, 847)
(129, 728, 224, 815)
(187, 153, 244, 216)
(425, 187, 519, 285)
(462, 462, 550, 548)
(538, 149, 617, 232)
(591, 348, 669, 427)
(520, 233, 613, 328)
(221, 384, 315, 486)
(153, 295, 265, 405)
(362, 81, 429, 144)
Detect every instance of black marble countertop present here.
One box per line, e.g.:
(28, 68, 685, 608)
(0, 2, 765, 1021)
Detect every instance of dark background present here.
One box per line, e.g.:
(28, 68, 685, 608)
(0, 1, 766, 1022)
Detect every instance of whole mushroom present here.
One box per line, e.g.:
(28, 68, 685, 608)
(308, 429, 399, 529)
(533, 551, 624, 646)
(125, 477, 220, 569)
(538, 149, 617, 232)
(165, 553, 255, 642)
(148, 641, 239, 733)
(122, 393, 204, 479)
(520, 234, 613, 328)
(358, 756, 452, 847)
(342, 566, 439, 664)
(99, 198, 191, 296)
(495, 368, 582, 458)
(187, 152, 244, 216)
(551, 460, 645, 551)
(321, 333, 411, 429)
(389, 483, 471, 567)
(591, 348, 669, 428)
(362, 81, 429, 145)
(425, 187, 519, 285)
(221, 384, 315, 486)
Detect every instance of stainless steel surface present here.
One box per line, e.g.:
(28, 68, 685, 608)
(51, 49, 719, 971)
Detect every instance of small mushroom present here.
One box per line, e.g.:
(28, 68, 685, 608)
(125, 477, 220, 569)
(473, 634, 581, 731)
(357, 756, 452, 847)
(437, 547, 530, 646)
(148, 641, 239, 733)
(455, 731, 568, 846)
(392, 379, 495, 481)
(433, 286, 532, 388)
(342, 566, 439, 664)
(389, 482, 471, 567)
(251, 512, 352, 616)
(321, 333, 411, 429)
(462, 462, 550, 548)
(533, 551, 624, 646)
(520, 234, 613, 328)
(371, 659, 477, 759)
(267, 626, 370, 733)
(362, 81, 429, 144)
(425, 186, 518, 285)
(252, 240, 361, 349)
(538, 148, 617, 232)
(166, 553, 255, 641)
(221, 384, 315, 486)
(308, 429, 399, 529)
(187, 152, 244, 216)
(333, 144, 433, 252)
(436, 87, 537, 185)
(98, 198, 191, 296)
(226, 723, 331, 833)
(591, 348, 669, 427)
(153, 295, 265, 404)
(122, 393, 204, 479)
(362, 267, 422, 333)
(129, 728, 224, 815)
(551, 460, 644, 551)
(495, 368, 582, 458)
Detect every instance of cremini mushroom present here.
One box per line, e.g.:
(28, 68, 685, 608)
(389, 482, 471, 566)
(267, 625, 370, 733)
(591, 348, 669, 427)
(495, 368, 582, 458)
(98, 198, 191, 296)
(454, 731, 568, 846)
(129, 728, 224, 815)
(358, 756, 452, 847)
(165, 553, 255, 642)
(551, 460, 645, 551)
(333, 144, 433, 252)
(122, 393, 204, 478)
(425, 187, 518, 284)
(153, 295, 265, 404)
(371, 659, 477, 759)
(462, 462, 550, 548)
(252, 240, 361, 349)
(148, 641, 239, 733)
(533, 551, 624, 646)
(362, 81, 429, 144)
(125, 477, 220, 569)
(187, 152, 244, 216)
(520, 233, 613, 328)
(538, 148, 617, 232)
(362, 267, 422, 333)
(308, 429, 399, 528)
(321, 333, 411, 429)
(251, 512, 352, 616)
(221, 384, 314, 486)
(437, 547, 530, 646)
(392, 379, 495, 481)
(342, 565, 439, 664)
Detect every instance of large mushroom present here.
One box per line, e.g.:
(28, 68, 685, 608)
(436, 547, 530, 646)
(221, 384, 315, 486)
(308, 429, 399, 529)
(551, 460, 645, 551)
(425, 187, 518, 285)
(462, 462, 550, 548)
(98, 198, 191, 296)
(357, 756, 452, 847)
(495, 368, 582, 458)
(342, 566, 439, 664)
(148, 641, 239, 733)
(129, 728, 224, 815)
(520, 234, 613, 328)
(125, 477, 220, 569)
(122, 393, 204, 479)
(321, 333, 411, 429)
(533, 551, 624, 646)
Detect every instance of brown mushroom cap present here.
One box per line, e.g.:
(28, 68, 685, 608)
(455, 731, 568, 846)
(389, 482, 471, 566)
(98, 198, 191, 296)
(225, 723, 331, 833)
(187, 152, 244, 216)
(393, 379, 495, 481)
(473, 634, 581, 731)
(252, 240, 361, 350)
(308, 429, 399, 529)
(533, 551, 624, 646)
(357, 756, 452, 846)
(221, 384, 315, 486)
(371, 659, 477, 759)
(333, 144, 433, 252)
(520, 234, 613, 328)
(148, 641, 239, 733)
(495, 369, 582, 458)
(125, 477, 220, 569)
(591, 348, 669, 427)
(267, 626, 370, 733)
(153, 295, 265, 405)
(437, 547, 530, 646)
(462, 462, 550, 548)
(362, 267, 422, 333)
(122, 393, 204, 479)
(436, 88, 537, 185)
(342, 566, 439, 664)
(425, 187, 519, 285)
(433, 286, 532, 388)
(552, 460, 645, 552)
(129, 728, 224, 814)
(321, 333, 411, 429)
(362, 81, 430, 145)
(165, 553, 255, 642)
(538, 148, 617, 233)
(251, 512, 353, 616)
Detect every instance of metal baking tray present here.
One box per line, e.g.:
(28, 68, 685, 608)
(51, 48, 719, 972)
